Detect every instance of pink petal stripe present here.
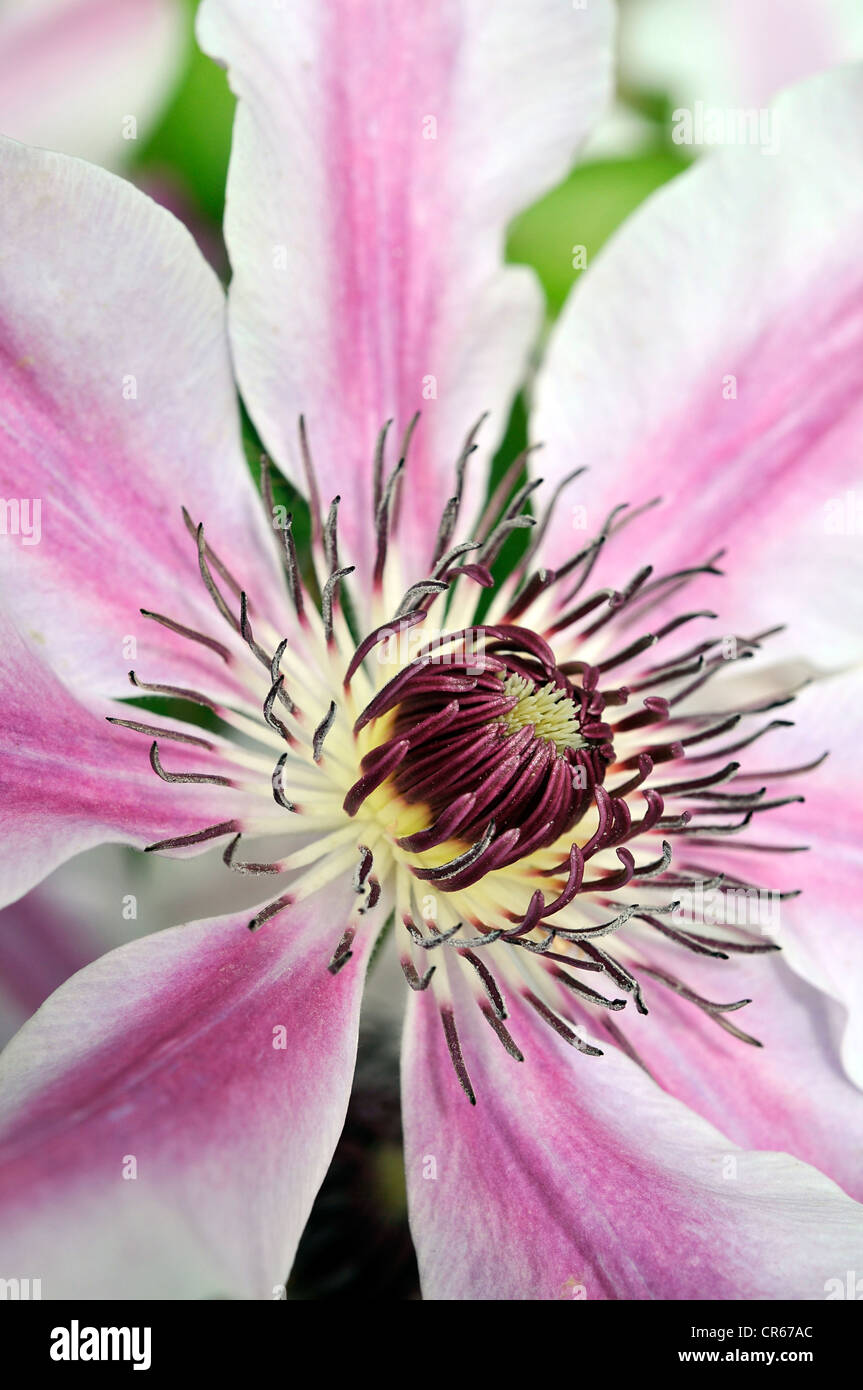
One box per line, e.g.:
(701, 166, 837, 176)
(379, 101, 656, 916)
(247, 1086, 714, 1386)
(0, 880, 369, 1298)
(0, 135, 289, 702)
(615, 942, 863, 1203)
(671, 667, 863, 1089)
(198, 0, 613, 600)
(0, 609, 251, 911)
(402, 979, 863, 1299)
(535, 65, 863, 665)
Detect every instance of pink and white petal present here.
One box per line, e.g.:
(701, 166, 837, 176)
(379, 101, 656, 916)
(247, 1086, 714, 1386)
(197, 0, 614, 596)
(676, 667, 863, 1089)
(402, 983, 863, 1300)
(534, 65, 863, 665)
(616, 942, 863, 1203)
(0, 839, 309, 1048)
(622, 0, 863, 115)
(0, 0, 187, 170)
(0, 135, 287, 702)
(0, 610, 252, 911)
(0, 881, 369, 1298)
(0, 879, 105, 1048)
(0, 843, 220, 1045)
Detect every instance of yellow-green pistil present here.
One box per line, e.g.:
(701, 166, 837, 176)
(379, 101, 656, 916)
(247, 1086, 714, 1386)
(498, 674, 585, 753)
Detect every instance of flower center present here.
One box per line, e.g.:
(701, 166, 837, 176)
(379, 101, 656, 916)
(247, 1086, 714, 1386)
(342, 623, 614, 889)
(123, 413, 815, 1101)
(497, 674, 584, 751)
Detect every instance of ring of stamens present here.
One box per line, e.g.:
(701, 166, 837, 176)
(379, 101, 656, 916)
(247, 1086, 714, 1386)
(113, 415, 819, 1102)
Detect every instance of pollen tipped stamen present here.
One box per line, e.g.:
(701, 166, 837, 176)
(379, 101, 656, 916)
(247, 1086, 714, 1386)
(195, 522, 241, 634)
(297, 415, 324, 549)
(480, 1004, 524, 1061)
(144, 820, 239, 854)
(404, 918, 466, 949)
(523, 990, 603, 1056)
(401, 957, 436, 991)
(581, 566, 653, 640)
(280, 512, 306, 619)
(373, 457, 405, 586)
(637, 964, 762, 1046)
(323, 495, 341, 573)
(352, 845, 374, 891)
(440, 1007, 476, 1105)
(182, 506, 244, 600)
(621, 551, 725, 623)
(392, 579, 450, 621)
(358, 877, 381, 913)
(270, 752, 298, 812)
(477, 512, 535, 570)
(312, 701, 337, 762)
(106, 717, 214, 750)
(248, 893, 294, 933)
(223, 833, 284, 875)
(549, 967, 626, 1012)
(321, 566, 355, 644)
(630, 840, 674, 879)
(432, 412, 486, 563)
(372, 418, 394, 516)
(517, 466, 586, 576)
(684, 716, 788, 761)
(258, 456, 303, 617)
(128, 670, 219, 711)
(139, 608, 232, 663)
(474, 446, 541, 549)
(579, 943, 648, 1015)
(507, 929, 556, 955)
(431, 538, 482, 580)
(733, 752, 828, 781)
(653, 761, 741, 796)
(148, 741, 233, 787)
(328, 927, 356, 974)
(459, 947, 507, 1018)
(266, 638, 298, 715)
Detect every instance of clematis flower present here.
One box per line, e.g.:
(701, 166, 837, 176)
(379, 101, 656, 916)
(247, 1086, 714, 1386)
(0, 0, 862, 1300)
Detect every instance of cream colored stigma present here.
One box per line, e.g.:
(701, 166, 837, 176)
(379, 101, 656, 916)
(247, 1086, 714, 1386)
(497, 674, 585, 753)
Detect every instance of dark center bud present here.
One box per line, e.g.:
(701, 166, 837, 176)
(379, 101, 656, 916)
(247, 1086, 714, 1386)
(346, 625, 615, 885)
